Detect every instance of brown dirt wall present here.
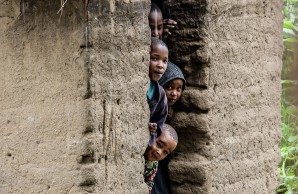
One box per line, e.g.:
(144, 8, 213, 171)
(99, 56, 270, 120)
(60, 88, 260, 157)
(166, 0, 283, 193)
(0, 0, 283, 193)
(0, 0, 149, 193)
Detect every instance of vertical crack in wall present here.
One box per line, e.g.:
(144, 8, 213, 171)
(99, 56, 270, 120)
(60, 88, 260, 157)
(78, 0, 150, 193)
(78, 50, 98, 193)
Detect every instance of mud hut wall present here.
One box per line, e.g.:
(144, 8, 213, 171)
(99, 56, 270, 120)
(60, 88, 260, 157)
(85, 0, 150, 193)
(1, 1, 86, 193)
(208, 1, 283, 193)
(0, 0, 283, 193)
(0, 0, 149, 193)
(166, 0, 283, 194)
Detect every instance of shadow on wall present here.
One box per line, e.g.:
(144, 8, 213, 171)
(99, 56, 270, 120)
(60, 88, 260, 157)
(164, 1, 212, 193)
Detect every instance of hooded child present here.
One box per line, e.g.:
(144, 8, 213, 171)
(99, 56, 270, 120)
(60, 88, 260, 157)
(159, 61, 186, 119)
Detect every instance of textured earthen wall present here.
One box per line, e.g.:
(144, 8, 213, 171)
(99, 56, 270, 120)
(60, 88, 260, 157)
(0, 0, 283, 193)
(167, 0, 283, 194)
(0, 0, 149, 193)
(82, 0, 150, 193)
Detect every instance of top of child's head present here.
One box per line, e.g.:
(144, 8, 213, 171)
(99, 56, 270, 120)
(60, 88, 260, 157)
(144, 124, 178, 161)
(149, 2, 163, 39)
(149, 38, 169, 81)
(159, 62, 186, 91)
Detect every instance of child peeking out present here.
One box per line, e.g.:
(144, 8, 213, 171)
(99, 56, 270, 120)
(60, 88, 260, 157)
(150, 62, 185, 194)
(148, 2, 164, 39)
(149, 2, 177, 39)
(159, 61, 186, 119)
(144, 124, 178, 193)
(147, 37, 169, 146)
(147, 2, 182, 194)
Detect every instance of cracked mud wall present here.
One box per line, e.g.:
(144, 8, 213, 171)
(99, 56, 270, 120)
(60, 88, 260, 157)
(82, 0, 150, 193)
(1, 0, 283, 194)
(0, 0, 149, 193)
(167, 0, 283, 194)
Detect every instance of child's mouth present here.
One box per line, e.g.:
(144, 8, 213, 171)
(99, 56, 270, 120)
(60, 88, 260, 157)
(155, 72, 163, 76)
(169, 99, 176, 103)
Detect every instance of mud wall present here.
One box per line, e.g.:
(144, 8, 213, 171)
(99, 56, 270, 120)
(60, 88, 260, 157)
(167, 0, 283, 194)
(0, 0, 149, 193)
(0, 0, 283, 194)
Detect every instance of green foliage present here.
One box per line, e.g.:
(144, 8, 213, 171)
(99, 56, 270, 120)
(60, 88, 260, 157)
(277, 1, 298, 194)
(278, 82, 298, 194)
(282, 0, 298, 80)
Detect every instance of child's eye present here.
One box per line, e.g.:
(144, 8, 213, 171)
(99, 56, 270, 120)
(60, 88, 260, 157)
(177, 88, 182, 92)
(157, 142, 161, 148)
(163, 151, 168, 155)
(163, 59, 168, 64)
(151, 57, 157, 61)
(149, 25, 156, 30)
(167, 86, 172, 90)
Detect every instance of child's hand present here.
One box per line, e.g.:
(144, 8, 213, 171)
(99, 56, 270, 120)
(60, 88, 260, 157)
(148, 123, 157, 136)
(163, 19, 177, 36)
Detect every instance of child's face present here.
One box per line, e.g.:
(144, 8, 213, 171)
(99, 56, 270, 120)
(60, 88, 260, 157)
(144, 131, 177, 161)
(149, 10, 163, 39)
(149, 44, 168, 81)
(164, 79, 183, 106)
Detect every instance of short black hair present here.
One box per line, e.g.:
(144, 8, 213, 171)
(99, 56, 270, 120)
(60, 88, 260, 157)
(151, 2, 162, 13)
(163, 124, 178, 144)
(151, 37, 168, 49)
(151, 0, 170, 19)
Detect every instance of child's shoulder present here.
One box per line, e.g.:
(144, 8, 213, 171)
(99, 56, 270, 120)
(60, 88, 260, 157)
(150, 81, 166, 99)
(156, 82, 167, 100)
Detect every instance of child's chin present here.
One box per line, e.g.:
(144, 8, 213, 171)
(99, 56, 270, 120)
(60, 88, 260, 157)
(153, 76, 161, 81)
(168, 101, 176, 106)
(168, 102, 175, 106)
(153, 75, 163, 81)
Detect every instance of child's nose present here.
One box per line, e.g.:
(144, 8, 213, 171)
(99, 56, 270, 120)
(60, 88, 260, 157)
(156, 149, 162, 157)
(152, 32, 157, 37)
(171, 90, 177, 96)
(156, 61, 164, 68)
(152, 28, 159, 37)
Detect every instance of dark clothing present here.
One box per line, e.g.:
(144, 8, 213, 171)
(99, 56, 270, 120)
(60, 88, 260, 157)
(152, 155, 171, 194)
(147, 81, 168, 146)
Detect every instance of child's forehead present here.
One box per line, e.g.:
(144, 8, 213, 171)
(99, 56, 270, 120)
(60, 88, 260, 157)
(149, 10, 163, 20)
(150, 8, 162, 15)
(151, 44, 168, 54)
(158, 131, 176, 144)
(165, 138, 177, 146)
(158, 135, 177, 152)
(168, 78, 183, 85)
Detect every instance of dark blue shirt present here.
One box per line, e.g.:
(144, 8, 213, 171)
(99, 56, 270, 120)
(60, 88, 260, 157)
(147, 81, 168, 146)
(152, 155, 171, 194)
